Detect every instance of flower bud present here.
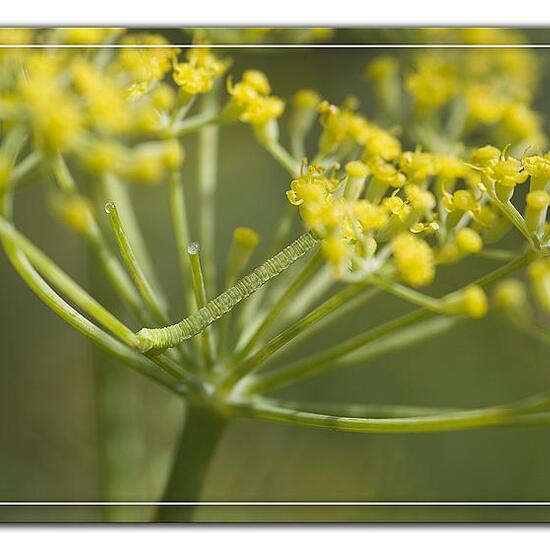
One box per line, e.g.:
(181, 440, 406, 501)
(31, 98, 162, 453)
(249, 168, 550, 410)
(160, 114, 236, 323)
(344, 161, 369, 200)
(525, 190, 550, 236)
(494, 279, 529, 317)
(226, 226, 261, 285)
(456, 227, 483, 254)
(528, 259, 550, 313)
(442, 285, 488, 319)
(289, 89, 321, 139)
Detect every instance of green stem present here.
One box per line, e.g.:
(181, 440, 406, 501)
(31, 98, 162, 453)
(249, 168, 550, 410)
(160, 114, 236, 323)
(101, 172, 165, 302)
(225, 251, 323, 383)
(137, 232, 319, 352)
(247, 250, 534, 394)
(477, 248, 517, 261)
(0, 215, 139, 348)
(230, 393, 550, 434)
(247, 309, 434, 394)
(106, 201, 168, 325)
(168, 170, 195, 317)
(0, 209, 178, 394)
(168, 111, 221, 138)
(187, 242, 216, 370)
(155, 401, 226, 522)
(370, 277, 443, 312)
(50, 155, 148, 322)
(197, 91, 220, 295)
(264, 141, 300, 176)
(86, 224, 147, 322)
(236, 285, 379, 382)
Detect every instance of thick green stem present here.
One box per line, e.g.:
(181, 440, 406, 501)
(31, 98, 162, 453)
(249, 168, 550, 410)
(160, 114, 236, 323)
(155, 401, 226, 522)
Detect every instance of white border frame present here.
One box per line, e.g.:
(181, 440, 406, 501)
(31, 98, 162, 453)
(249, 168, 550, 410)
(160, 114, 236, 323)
(1, 39, 550, 511)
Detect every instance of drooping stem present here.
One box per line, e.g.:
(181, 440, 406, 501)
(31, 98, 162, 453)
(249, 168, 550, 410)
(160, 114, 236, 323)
(0, 193, 179, 393)
(230, 393, 550, 434)
(155, 401, 227, 522)
(137, 232, 319, 352)
(0, 215, 139, 348)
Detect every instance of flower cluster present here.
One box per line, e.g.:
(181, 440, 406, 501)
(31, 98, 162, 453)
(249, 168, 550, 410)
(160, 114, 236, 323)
(286, 110, 549, 318)
(366, 28, 545, 153)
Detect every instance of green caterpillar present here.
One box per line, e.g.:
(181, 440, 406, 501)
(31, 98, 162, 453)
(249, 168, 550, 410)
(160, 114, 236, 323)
(137, 232, 319, 352)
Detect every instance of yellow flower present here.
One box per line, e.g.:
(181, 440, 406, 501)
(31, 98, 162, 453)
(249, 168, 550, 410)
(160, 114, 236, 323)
(241, 70, 271, 95)
(322, 236, 351, 278)
(471, 145, 501, 168)
(527, 259, 550, 312)
(173, 63, 214, 95)
(368, 157, 406, 188)
(151, 83, 176, 112)
(363, 129, 401, 161)
(524, 155, 550, 191)
(405, 184, 436, 213)
(72, 60, 131, 133)
(455, 227, 483, 254)
(79, 140, 124, 173)
(443, 286, 488, 318)
(366, 56, 398, 81)
(51, 195, 94, 236)
(494, 279, 528, 313)
(399, 151, 437, 184)
(60, 27, 115, 45)
(405, 58, 456, 111)
(443, 189, 480, 213)
(486, 156, 528, 188)
(353, 200, 388, 232)
(466, 85, 506, 124)
(119, 33, 178, 84)
(240, 96, 285, 125)
(392, 232, 435, 287)
(292, 89, 321, 109)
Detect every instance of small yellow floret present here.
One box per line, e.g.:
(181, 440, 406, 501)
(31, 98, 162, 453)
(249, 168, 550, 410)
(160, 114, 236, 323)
(456, 227, 483, 254)
(162, 140, 185, 170)
(526, 190, 550, 210)
(292, 89, 321, 109)
(242, 70, 271, 95)
(234, 227, 260, 249)
(345, 160, 369, 179)
(494, 279, 527, 312)
(392, 232, 435, 287)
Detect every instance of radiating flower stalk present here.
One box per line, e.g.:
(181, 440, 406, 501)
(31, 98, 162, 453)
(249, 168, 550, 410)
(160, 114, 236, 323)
(1, 27, 550, 521)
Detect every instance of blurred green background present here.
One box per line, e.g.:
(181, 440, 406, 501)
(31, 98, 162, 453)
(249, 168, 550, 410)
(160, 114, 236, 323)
(1, 29, 550, 522)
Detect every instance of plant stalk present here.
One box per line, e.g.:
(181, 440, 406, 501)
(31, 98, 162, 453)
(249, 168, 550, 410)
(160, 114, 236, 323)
(155, 401, 227, 522)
